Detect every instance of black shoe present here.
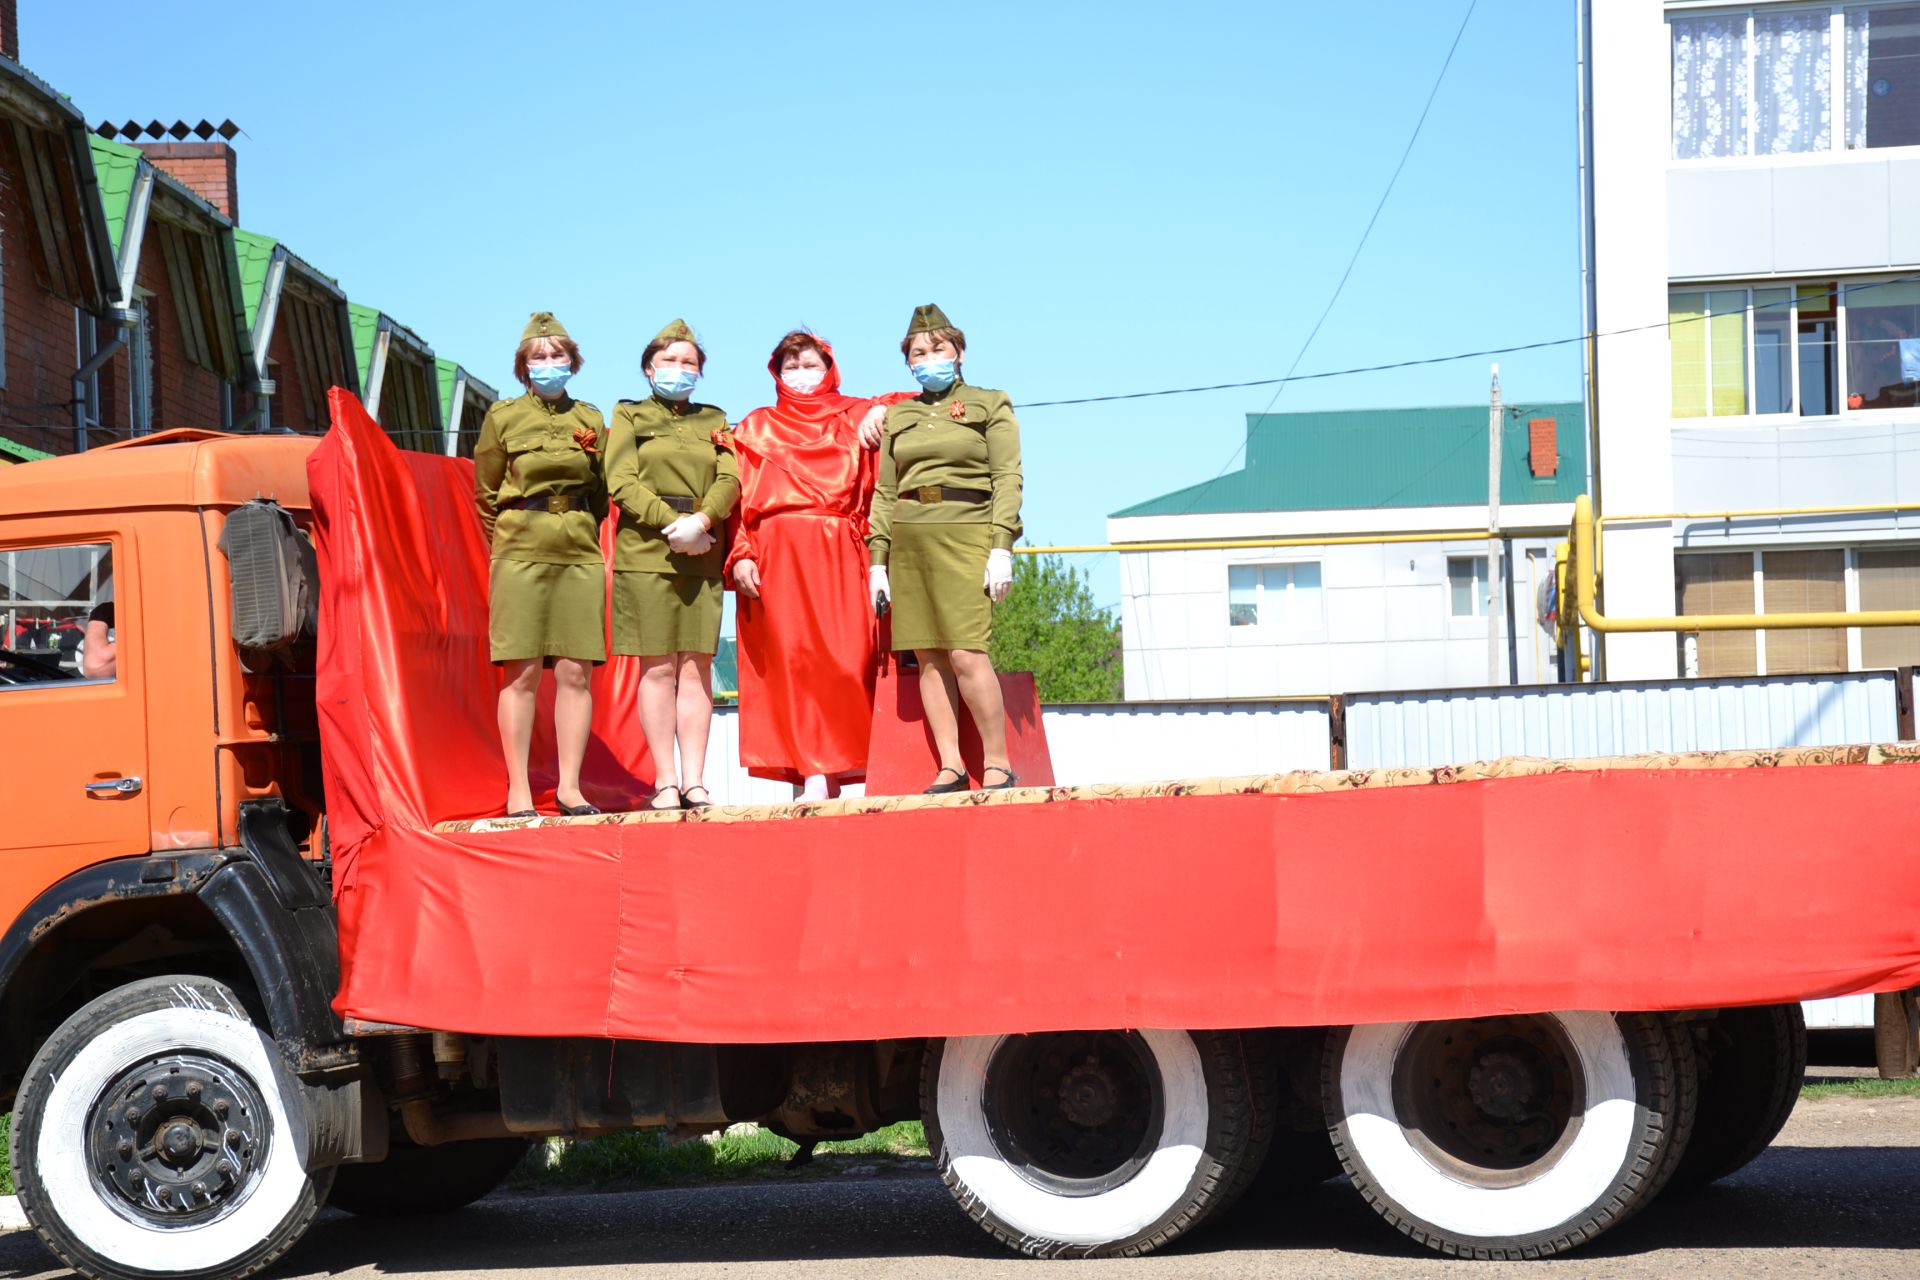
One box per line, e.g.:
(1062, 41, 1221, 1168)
(681, 786, 713, 810)
(649, 786, 682, 812)
(981, 767, 1019, 791)
(923, 767, 968, 795)
(506, 809, 538, 819)
(557, 801, 601, 816)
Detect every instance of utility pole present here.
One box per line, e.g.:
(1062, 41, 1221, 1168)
(1487, 363, 1504, 685)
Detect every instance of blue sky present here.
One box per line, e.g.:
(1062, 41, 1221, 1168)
(30, 0, 1581, 610)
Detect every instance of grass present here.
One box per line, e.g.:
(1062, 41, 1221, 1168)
(509, 1121, 928, 1191)
(1800, 1076, 1920, 1100)
(1, 1114, 10, 1195)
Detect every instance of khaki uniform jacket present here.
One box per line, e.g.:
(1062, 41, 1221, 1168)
(868, 380, 1023, 565)
(605, 396, 741, 577)
(472, 392, 607, 564)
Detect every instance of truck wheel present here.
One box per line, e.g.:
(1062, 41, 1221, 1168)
(1668, 1003, 1805, 1191)
(9, 975, 333, 1280)
(1324, 1012, 1692, 1259)
(922, 1029, 1264, 1257)
(328, 1137, 531, 1216)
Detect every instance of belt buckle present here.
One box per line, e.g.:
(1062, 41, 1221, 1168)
(545, 495, 569, 514)
(917, 485, 941, 504)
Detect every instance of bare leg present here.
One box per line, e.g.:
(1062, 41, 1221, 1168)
(637, 655, 680, 805)
(916, 649, 965, 776)
(676, 652, 714, 794)
(552, 658, 593, 808)
(497, 658, 541, 813)
(951, 648, 1009, 770)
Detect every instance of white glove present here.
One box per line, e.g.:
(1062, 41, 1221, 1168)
(663, 515, 715, 555)
(870, 565, 891, 614)
(984, 548, 1013, 602)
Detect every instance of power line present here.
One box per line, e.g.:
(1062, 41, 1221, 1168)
(1016, 270, 1920, 410)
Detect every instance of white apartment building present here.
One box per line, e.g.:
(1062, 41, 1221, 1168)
(1589, 1, 1920, 679)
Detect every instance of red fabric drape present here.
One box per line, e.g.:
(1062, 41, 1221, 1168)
(726, 345, 910, 784)
(313, 387, 1920, 1042)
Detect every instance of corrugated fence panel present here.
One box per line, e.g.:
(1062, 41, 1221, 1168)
(1344, 673, 1899, 770)
(1040, 701, 1333, 786)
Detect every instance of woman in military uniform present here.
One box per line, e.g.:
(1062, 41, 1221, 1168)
(472, 311, 607, 819)
(867, 304, 1023, 794)
(606, 319, 739, 810)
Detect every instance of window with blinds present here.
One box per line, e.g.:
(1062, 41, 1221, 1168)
(1676, 552, 1758, 676)
(1760, 549, 1846, 673)
(1858, 548, 1920, 668)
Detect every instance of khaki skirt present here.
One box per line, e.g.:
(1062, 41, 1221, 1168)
(612, 570, 723, 656)
(889, 522, 992, 652)
(489, 559, 607, 665)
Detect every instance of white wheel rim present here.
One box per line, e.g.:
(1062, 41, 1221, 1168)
(34, 999, 308, 1272)
(1338, 1012, 1638, 1240)
(936, 1029, 1208, 1246)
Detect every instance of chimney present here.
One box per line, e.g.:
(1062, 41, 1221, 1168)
(138, 142, 239, 221)
(1, 0, 18, 61)
(1527, 417, 1558, 478)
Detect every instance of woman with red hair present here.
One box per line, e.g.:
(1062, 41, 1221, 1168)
(728, 331, 906, 801)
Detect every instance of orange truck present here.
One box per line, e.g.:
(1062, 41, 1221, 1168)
(2, 428, 1918, 1280)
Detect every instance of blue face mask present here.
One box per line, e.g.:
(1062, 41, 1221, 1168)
(651, 367, 699, 401)
(528, 365, 572, 396)
(910, 359, 958, 392)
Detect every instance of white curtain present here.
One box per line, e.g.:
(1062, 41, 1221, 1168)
(1755, 11, 1832, 153)
(1673, 15, 1751, 159)
(1845, 7, 1871, 149)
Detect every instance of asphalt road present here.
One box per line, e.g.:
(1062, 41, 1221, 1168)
(3, 1094, 1917, 1279)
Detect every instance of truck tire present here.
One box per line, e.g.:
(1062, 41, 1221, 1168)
(1323, 1011, 1693, 1259)
(921, 1028, 1265, 1257)
(327, 1137, 531, 1217)
(1668, 1003, 1805, 1191)
(9, 975, 333, 1280)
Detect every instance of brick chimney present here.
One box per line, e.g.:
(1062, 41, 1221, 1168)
(1527, 417, 1558, 479)
(1, 0, 18, 61)
(138, 142, 239, 221)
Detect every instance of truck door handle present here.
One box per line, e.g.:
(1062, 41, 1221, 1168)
(85, 777, 143, 796)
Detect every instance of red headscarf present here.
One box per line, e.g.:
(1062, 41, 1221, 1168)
(728, 339, 900, 520)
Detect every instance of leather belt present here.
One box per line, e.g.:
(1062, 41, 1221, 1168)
(659, 495, 697, 514)
(510, 493, 588, 514)
(902, 485, 990, 504)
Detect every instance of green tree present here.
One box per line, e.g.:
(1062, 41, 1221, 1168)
(990, 552, 1123, 702)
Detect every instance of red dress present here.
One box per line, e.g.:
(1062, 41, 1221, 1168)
(727, 347, 909, 785)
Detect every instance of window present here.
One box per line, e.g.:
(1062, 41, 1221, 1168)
(1673, 6, 1920, 157)
(1858, 547, 1920, 665)
(1675, 548, 1845, 676)
(1666, 278, 1920, 417)
(1448, 556, 1490, 618)
(1843, 279, 1920, 409)
(1, 543, 114, 685)
(1228, 562, 1321, 629)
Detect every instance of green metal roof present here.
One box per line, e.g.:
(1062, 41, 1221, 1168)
(232, 230, 278, 336)
(1112, 402, 1588, 519)
(88, 135, 143, 260)
(0, 436, 53, 463)
(348, 303, 381, 390)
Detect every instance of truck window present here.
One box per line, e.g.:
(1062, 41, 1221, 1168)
(1, 542, 114, 686)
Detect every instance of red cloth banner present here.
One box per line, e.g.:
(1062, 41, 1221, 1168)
(312, 390, 1920, 1041)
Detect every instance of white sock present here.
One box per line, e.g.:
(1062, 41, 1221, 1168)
(838, 782, 866, 799)
(798, 774, 829, 802)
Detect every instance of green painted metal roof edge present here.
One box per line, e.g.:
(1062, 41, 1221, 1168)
(0, 436, 53, 462)
(231, 230, 278, 336)
(347, 303, 380, 390)
(436, 358, 458, 425)
(88, 135, 143, 259)
(1112, 401, 1588, 519)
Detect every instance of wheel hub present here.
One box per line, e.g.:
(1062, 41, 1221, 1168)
(88, 1053, 268, 1225)
(1394, 1016, 1584, 1185)
(982, 1031, 1165, 1196)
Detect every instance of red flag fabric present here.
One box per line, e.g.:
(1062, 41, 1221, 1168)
(312, 388, 1920, 1042)
(725, 343, 911, 785)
